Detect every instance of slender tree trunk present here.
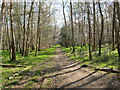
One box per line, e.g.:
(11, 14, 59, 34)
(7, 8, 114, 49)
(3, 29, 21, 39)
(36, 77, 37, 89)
(93, 2, 96, 51)
(35, 2, 41, 56)
(22, 1, 26, 56)
(25, 1, 34, 56)
(114, 0, 120, 74)
(5, 14, 12, 58)
(30, 12, 35, 51)
(70, 1, 75, 53)
(87, 3, 92, 59)
(115, 1, 120, 58)
(62, 0, 68, 47)
(9, 1, 16, 62)
(98, 2, 104, 56)
(112, 2, 115, 50)
(96, 8, 100, 48)
(38, 37, 41, 51)
(1, 0, 5, 51)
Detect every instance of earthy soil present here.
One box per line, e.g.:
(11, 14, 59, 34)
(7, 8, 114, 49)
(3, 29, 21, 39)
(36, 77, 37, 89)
(43, 47, 120, 88)
(4, 47, 120, 88)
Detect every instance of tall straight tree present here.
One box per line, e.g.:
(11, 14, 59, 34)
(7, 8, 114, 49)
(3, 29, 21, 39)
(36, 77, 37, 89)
(9, 1, 16, 62)
(87, 2, 92, 59)
(114, 1, 120, 58)
(70, 1, 75, 53)
(25, 1, 34, 56)
(22, 1, 26, 56)
(62, 0, 67, 47)
(98, 2, 104, 56)
(1, 0, 5, 51)
(93, 1, 96, 51)
(35, 2, 41, 56)
(112, 2, 115, 50)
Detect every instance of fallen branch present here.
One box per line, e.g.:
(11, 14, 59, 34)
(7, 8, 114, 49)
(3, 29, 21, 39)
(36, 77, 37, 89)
(95, 68, 120, 73)
(81, 64, 120, 73)
(0, 63, 26, 67)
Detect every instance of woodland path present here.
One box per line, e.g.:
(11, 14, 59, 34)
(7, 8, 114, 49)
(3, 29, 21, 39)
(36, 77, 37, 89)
(42, 47, 120, 88)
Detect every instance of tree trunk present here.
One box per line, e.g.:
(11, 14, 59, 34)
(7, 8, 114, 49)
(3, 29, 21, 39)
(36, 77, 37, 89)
(1, 0, 5, 51)
(93, 2, 96, 51)
(9, 1, 16, 62)
(35, 2, 41, 56)
(22, 1, 26, 56)
(112, 2, 115, 50)
(115, 1, 120, 58)
(87, 3, 92, 59)
(38, 37, 41, 51)
(62, 0, 68, 47)
(25, 1, 34, 56)
(70, 1, 75, 53)
(98, 2, 104, 56)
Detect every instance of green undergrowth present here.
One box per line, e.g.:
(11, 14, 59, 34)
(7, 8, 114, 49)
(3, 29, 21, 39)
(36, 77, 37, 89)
(1, 47, 56, 88)
(61, 44, 119, 69)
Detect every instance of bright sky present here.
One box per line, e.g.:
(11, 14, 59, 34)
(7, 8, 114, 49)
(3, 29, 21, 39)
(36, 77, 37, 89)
(51, 1, 69, 28)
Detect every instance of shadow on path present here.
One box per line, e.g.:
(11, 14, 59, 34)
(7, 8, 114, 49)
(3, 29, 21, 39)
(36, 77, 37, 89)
(60, 71, 97, 88)
(74, 73, 109, 88)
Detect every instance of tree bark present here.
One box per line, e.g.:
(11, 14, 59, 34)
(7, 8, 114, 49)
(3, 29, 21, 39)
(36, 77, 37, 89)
(62, 0, 68, 47)
(35, 2, 41, 56)
(112, 2, 115, 50)
(9, 1, 16, 62)
(1, 0, 5, 51)
(25, 1, 34, 56)
(98, 2, 104, 56)
(70, 1, 75, 53)
(22, 1, 26, 56)
(87, 3, 92, 59)
(115, 1, 120, 58)
(93, 2, 96, 51)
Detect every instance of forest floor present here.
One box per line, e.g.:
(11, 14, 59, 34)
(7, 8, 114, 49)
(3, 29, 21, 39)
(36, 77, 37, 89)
(1, 47, 120, 88)
(41, 47, 120, 88)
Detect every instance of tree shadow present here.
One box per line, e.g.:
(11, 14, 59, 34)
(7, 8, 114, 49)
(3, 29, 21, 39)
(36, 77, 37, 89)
(43, 67, 83, 79)
(60, 71, 97, 88)
(42, 62, 80, 74)
(74, 73, 109, 88)
(4, 62, 83, 87)
(17, 67, 83, 86)
(59, 62, 80, 70)
(106, 74, 120, 88)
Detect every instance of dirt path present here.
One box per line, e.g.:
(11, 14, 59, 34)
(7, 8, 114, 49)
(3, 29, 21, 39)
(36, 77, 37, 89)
(42, 47, 120, 88)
